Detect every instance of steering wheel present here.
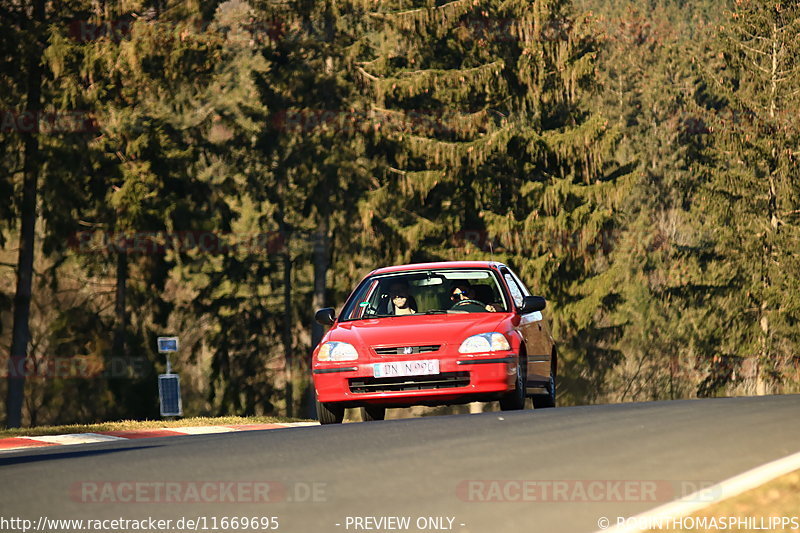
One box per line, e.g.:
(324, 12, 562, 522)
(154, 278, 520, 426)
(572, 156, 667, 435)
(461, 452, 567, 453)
(452, 299, 486, 308)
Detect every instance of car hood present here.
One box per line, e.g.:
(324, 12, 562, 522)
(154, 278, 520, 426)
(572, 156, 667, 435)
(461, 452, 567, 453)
(329, 313, 510, 350)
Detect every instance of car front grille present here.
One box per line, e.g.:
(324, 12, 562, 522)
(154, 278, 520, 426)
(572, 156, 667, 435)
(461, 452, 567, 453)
(349, 372, 470, 393)
(373, 345, 441, 356)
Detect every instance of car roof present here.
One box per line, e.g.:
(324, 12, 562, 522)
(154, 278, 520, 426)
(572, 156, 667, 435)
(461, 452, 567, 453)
(369, 261, 506, 276)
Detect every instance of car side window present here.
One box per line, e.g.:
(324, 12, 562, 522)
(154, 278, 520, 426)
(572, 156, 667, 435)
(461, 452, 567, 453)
(501, 269, 524, 308)
(344, 279, 380, 319)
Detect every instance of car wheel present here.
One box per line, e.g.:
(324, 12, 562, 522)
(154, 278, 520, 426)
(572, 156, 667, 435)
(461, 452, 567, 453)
(316, 400, 344, 424)
(499, 359, 526, 411)
(361, 405, 386, 422)
(532, 370, 556, 409)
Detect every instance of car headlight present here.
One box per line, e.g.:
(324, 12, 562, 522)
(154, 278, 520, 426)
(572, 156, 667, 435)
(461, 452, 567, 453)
(318, 341, 359, 362)
(458, 332, 511, 354)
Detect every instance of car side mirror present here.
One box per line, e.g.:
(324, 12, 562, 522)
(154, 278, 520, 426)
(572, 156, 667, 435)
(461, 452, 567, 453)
(314, 307, 336, 326)
(519, 296, 546, 314)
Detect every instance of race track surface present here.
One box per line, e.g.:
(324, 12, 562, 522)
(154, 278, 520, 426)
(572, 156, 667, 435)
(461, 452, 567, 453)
(2, 395, 799, 533)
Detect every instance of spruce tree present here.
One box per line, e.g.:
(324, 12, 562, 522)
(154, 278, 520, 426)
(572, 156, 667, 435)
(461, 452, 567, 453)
(356, 0, 628, 403)
(39, 0, 269, 419)
(247, 0, 378, 415)
(578, 0, 720, 401)
(4, 0, 46, 428)
(692, 0, 800, 394)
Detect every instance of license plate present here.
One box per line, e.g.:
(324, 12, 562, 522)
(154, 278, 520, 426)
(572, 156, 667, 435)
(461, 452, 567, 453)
(373, 359, 440, 378)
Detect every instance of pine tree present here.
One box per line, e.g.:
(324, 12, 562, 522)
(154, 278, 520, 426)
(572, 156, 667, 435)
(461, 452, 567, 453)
(0, 1, 26, 238)
(38, 0, 270, 419)
(0, 1, 27, 340)
(355, 0, 628, 403)
(692, 0, 800, 395)
(578, 0, 721, 401)
(247, 0, 378, 416)
(4, 0, 46, 428)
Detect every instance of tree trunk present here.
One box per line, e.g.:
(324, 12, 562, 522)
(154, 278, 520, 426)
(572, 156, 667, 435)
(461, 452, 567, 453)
(756, 22, 781, 396)
(311, 221, 328, 350)
(112, 249, 128, 360)
(5, 0, 45, 429)
(281, 225, 293, 417)
(304, 220, 329, 418)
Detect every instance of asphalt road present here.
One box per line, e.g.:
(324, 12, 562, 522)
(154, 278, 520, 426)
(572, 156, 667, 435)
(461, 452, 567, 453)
(2, 395, 799, 533)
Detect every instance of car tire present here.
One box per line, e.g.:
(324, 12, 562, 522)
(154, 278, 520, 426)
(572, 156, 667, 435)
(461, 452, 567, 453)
(316, 400, 344, 424)
(361, 405, 386, 422)
(499, 359, 526, 411)
(532, 370, 556, 409)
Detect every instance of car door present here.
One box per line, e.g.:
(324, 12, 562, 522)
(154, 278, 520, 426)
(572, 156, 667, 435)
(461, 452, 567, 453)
(499, 267, 553, 386)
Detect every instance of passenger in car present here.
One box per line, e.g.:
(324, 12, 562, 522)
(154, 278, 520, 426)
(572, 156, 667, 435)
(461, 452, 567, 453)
(388, 281, 417, 315)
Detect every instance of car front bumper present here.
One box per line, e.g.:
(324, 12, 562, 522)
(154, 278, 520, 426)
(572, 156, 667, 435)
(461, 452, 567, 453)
(313, 353, 517, 407)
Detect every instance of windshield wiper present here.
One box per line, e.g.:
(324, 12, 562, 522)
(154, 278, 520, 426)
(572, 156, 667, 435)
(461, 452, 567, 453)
(424, 309, 448, 314)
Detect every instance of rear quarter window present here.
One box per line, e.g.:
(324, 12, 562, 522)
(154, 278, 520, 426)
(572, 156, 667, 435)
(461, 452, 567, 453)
(502, 271, 524, 308)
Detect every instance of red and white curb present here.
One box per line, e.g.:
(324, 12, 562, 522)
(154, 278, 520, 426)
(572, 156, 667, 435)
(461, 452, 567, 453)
(0, 422, 319, 452)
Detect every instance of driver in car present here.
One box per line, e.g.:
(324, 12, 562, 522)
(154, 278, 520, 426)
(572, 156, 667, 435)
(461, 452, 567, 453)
(449, 283, 493, 312)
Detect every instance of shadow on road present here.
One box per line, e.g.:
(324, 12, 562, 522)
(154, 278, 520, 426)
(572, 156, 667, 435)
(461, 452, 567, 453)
(0, 445, 163, 466)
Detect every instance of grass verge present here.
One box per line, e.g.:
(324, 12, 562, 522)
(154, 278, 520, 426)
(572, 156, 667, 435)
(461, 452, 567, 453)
(649, 469, 800, 532)
(0, 415, 312, 439)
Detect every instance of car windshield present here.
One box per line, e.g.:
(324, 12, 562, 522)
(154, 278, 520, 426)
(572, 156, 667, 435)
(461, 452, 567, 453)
(339, 269, 509, 321)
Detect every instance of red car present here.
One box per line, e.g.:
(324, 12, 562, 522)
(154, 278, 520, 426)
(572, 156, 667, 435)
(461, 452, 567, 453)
(312, 261, 556, 424)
